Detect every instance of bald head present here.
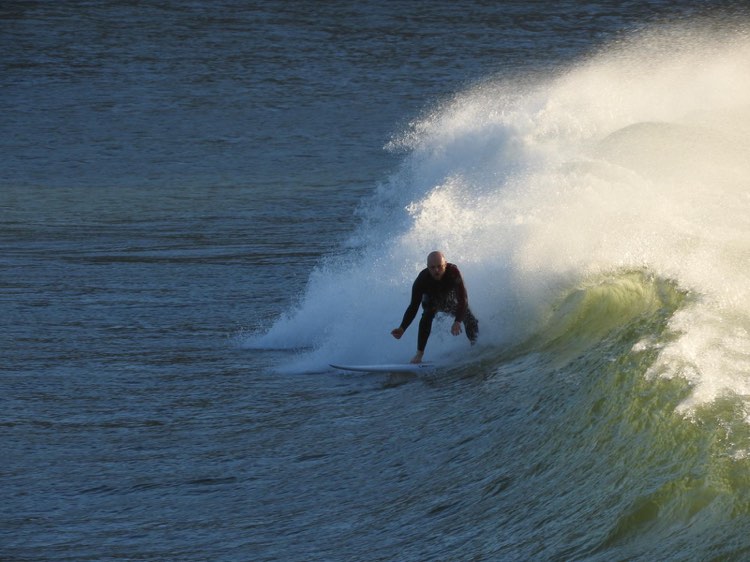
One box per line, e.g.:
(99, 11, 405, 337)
(427, 251, 447, 280)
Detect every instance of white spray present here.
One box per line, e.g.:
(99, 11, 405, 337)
(250, 26, 750, 414)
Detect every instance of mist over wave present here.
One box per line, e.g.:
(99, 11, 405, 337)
(248, 25, 750, 411)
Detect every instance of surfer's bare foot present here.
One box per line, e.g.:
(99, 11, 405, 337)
(410, 352, 423, 364)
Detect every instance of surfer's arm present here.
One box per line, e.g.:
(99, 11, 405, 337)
(398, 279, 423, 331)
(392, 276, 423, 338)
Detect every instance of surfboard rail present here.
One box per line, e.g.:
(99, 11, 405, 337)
(329, 363, 436, 373)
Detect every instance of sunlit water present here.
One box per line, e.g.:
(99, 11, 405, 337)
(3, 2, 750, 561)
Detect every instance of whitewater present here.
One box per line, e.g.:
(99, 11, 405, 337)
(251, 27, 750, 420)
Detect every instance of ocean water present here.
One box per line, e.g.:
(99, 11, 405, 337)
(4, 1, 750, 560)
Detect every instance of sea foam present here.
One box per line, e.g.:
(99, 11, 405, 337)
(251, 25, 750, 413)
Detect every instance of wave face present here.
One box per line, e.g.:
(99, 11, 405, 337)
(244, 24, 750, 560)
(253, 24, 750, 412)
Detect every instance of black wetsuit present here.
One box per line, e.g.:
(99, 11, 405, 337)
(398, 263, 479, 352)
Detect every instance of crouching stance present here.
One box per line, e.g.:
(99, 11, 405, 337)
(391, 251, 479, 363)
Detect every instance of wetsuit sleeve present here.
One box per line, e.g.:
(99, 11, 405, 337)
(452, 267, 468, 324)
(399, 275, 424, 331)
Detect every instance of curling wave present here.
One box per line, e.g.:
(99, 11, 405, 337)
(250, 26, 750, 418)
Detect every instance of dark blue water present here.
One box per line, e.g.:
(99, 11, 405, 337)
(4, 2, 750, 561)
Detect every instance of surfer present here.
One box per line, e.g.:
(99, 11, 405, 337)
(391, 251, 479, 363)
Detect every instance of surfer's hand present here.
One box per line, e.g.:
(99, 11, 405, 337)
(451, 321, 462, 336)
(391, 327, 404, 339)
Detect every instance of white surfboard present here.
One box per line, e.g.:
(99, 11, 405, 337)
(330, 362, 436, 373)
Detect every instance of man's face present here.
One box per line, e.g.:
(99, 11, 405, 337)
(428, 256, 447, 280)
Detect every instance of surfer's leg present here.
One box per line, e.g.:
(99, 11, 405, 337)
(418, 297, 436, 352)
(463, 308, 479, 345)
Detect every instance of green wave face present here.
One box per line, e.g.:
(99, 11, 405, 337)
(526, 271, 686, 362)
(491, 270, 750, 560)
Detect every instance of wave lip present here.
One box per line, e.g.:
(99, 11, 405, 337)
(253, 27, 750, 410)
(518, 271, 685, 363)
